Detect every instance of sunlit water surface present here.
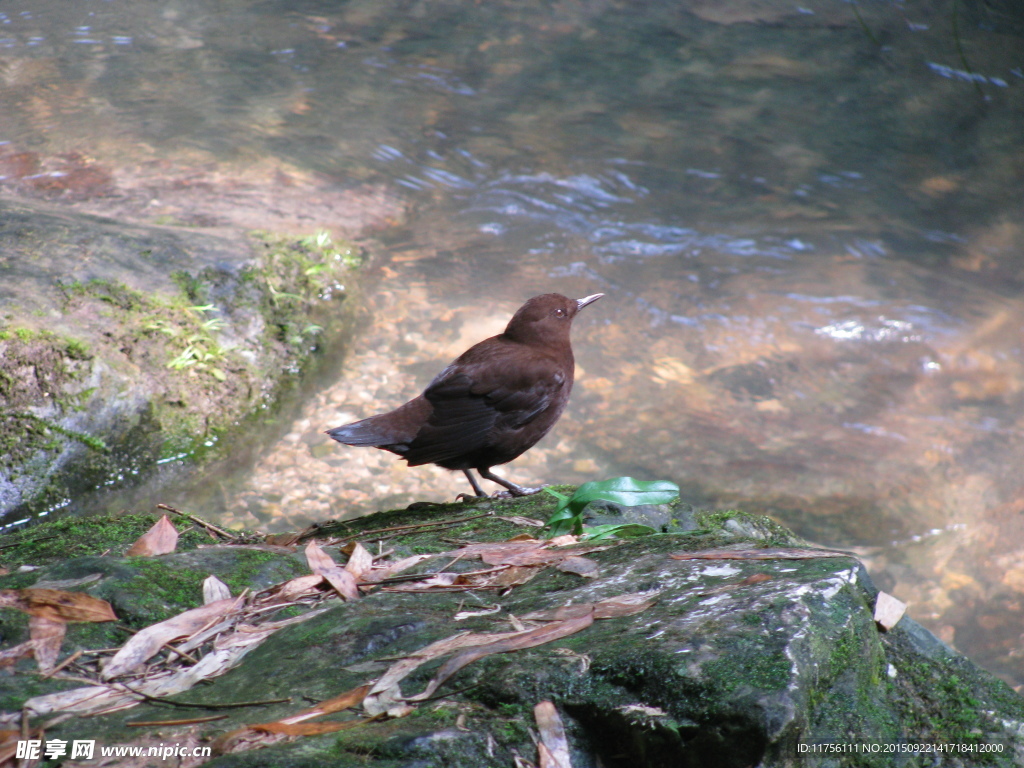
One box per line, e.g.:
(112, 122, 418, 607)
(2, 0, 1024, 687)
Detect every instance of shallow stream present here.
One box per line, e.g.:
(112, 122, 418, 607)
(2, 0, 1024, 688)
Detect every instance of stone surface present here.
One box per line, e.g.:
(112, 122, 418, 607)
(0, 198, 367, 526)
(2, 497, 1022, 766)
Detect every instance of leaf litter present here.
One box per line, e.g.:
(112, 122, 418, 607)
(2, 507, 657, 761)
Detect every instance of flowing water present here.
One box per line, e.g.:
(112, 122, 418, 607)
(2, 0, 1024, 688)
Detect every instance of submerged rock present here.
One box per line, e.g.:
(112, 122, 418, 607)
(1, 497, 1021, 766)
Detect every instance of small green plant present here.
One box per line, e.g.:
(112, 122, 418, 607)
(145, 305, 228, 381)
(544, 477, 680, 540)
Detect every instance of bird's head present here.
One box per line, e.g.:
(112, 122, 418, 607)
(502, 292, 604, 347)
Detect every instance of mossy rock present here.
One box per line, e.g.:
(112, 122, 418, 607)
(0, 199, 366, 525)
(2, 495, 1022, 766)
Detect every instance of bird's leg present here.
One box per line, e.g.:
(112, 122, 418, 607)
(462, 469, 489, 498)
(478, 467, 543, 497)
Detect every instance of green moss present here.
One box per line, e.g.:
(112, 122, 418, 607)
(694, 509, 799, 546)
(0, 513, 209, 571)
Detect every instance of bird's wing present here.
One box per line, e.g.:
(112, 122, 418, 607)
(401, 350, 567, 466)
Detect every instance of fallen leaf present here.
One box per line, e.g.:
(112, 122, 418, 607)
(521, 592, 657, 622)
(479, 544, 608, 567)
(30, 615, 66, 672)
(0, 642, 34, 668)
(264, 532, 302, 547)
(0, 588, 117, 623)
(28, 606, 329, 717)
(535, 701, 572, 768)
(344, 543, 374, 580)
(453, 605, 503, 621)
(364, 630, 525, 715)
(452, 565, 543, 589)
(556, 557, 599, 578)
(406, 613, 594, 702)
(383, 573, 459, 591)
(262, 574, 325, 604)
(278, 684, 370, 725)
(360, 553, 434, 583)
(547, 535, 579, 547)
(101, 596, 243, 680)
(125, 515, 179, 557)
(305, 541, 359, 600)
(203, 576, 232, 604)
(874, 591, 906, 631)
(213, 714, 380, 754)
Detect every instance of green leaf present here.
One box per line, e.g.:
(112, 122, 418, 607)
(543, 477, 679, 538)
(581, 523, 658, 542)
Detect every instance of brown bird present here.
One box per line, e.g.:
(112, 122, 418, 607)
(326, 292, 604, 498)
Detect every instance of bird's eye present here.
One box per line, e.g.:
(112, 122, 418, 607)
(553, 308, 566, 318)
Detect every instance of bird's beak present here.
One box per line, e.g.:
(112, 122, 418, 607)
(576, 293, 604, 311)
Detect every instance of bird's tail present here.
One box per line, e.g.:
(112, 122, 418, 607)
(325, 419, 389, 447)
(325, 396, 431, 451)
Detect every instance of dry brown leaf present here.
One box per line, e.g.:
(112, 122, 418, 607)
(874, 591, 906, 631)
(255, 718, 376, 736)
(211, 724, 290, 755)
(556, 557, 599, 578)
(670, 547, 855, 561)
(213, 714, 379, 755)
(125, 515, 179, 557)
(264, 532, 302, 547)
(28, 606, 329, 717)
(444, 540, 544, 560)
(363, 630, 525, 715)
(203, 575, 232, 604)
(478, 544, 608, 567)
(521, 592, 657, 622)
(305, 541, 359, 600)
(463, 565, 543, 589)
(547, 535, 579, 546)
(453, 605, 503, 621)
(1, 588, 117, 623)
(101, 596, 243, 680)
(360, 553, 434, 583)
(304, 540, 337, 572)
(29, 614, 66, 672)
(0, 641, 34, 668)
(406, 613, 594, 702)
(278, 684, 370, 725)
(592, 593, 659, 619)
(344, 543, 374, 580)
(262, 574, 325, 604)
(535, 701, 572, 768)
(382, 572, 459, 592)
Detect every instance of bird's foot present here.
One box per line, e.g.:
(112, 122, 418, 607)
(490, 485, 544, 499)
(456, 492, 488, 503)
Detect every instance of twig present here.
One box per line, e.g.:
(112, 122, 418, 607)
(0, 534, 58, 550)
(40, 650, 83, 679)
(163, 643, 200, 665)
(157, 503, 239, 541)
(127, 714, 229, 727)
(113, 681, 291, 711)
